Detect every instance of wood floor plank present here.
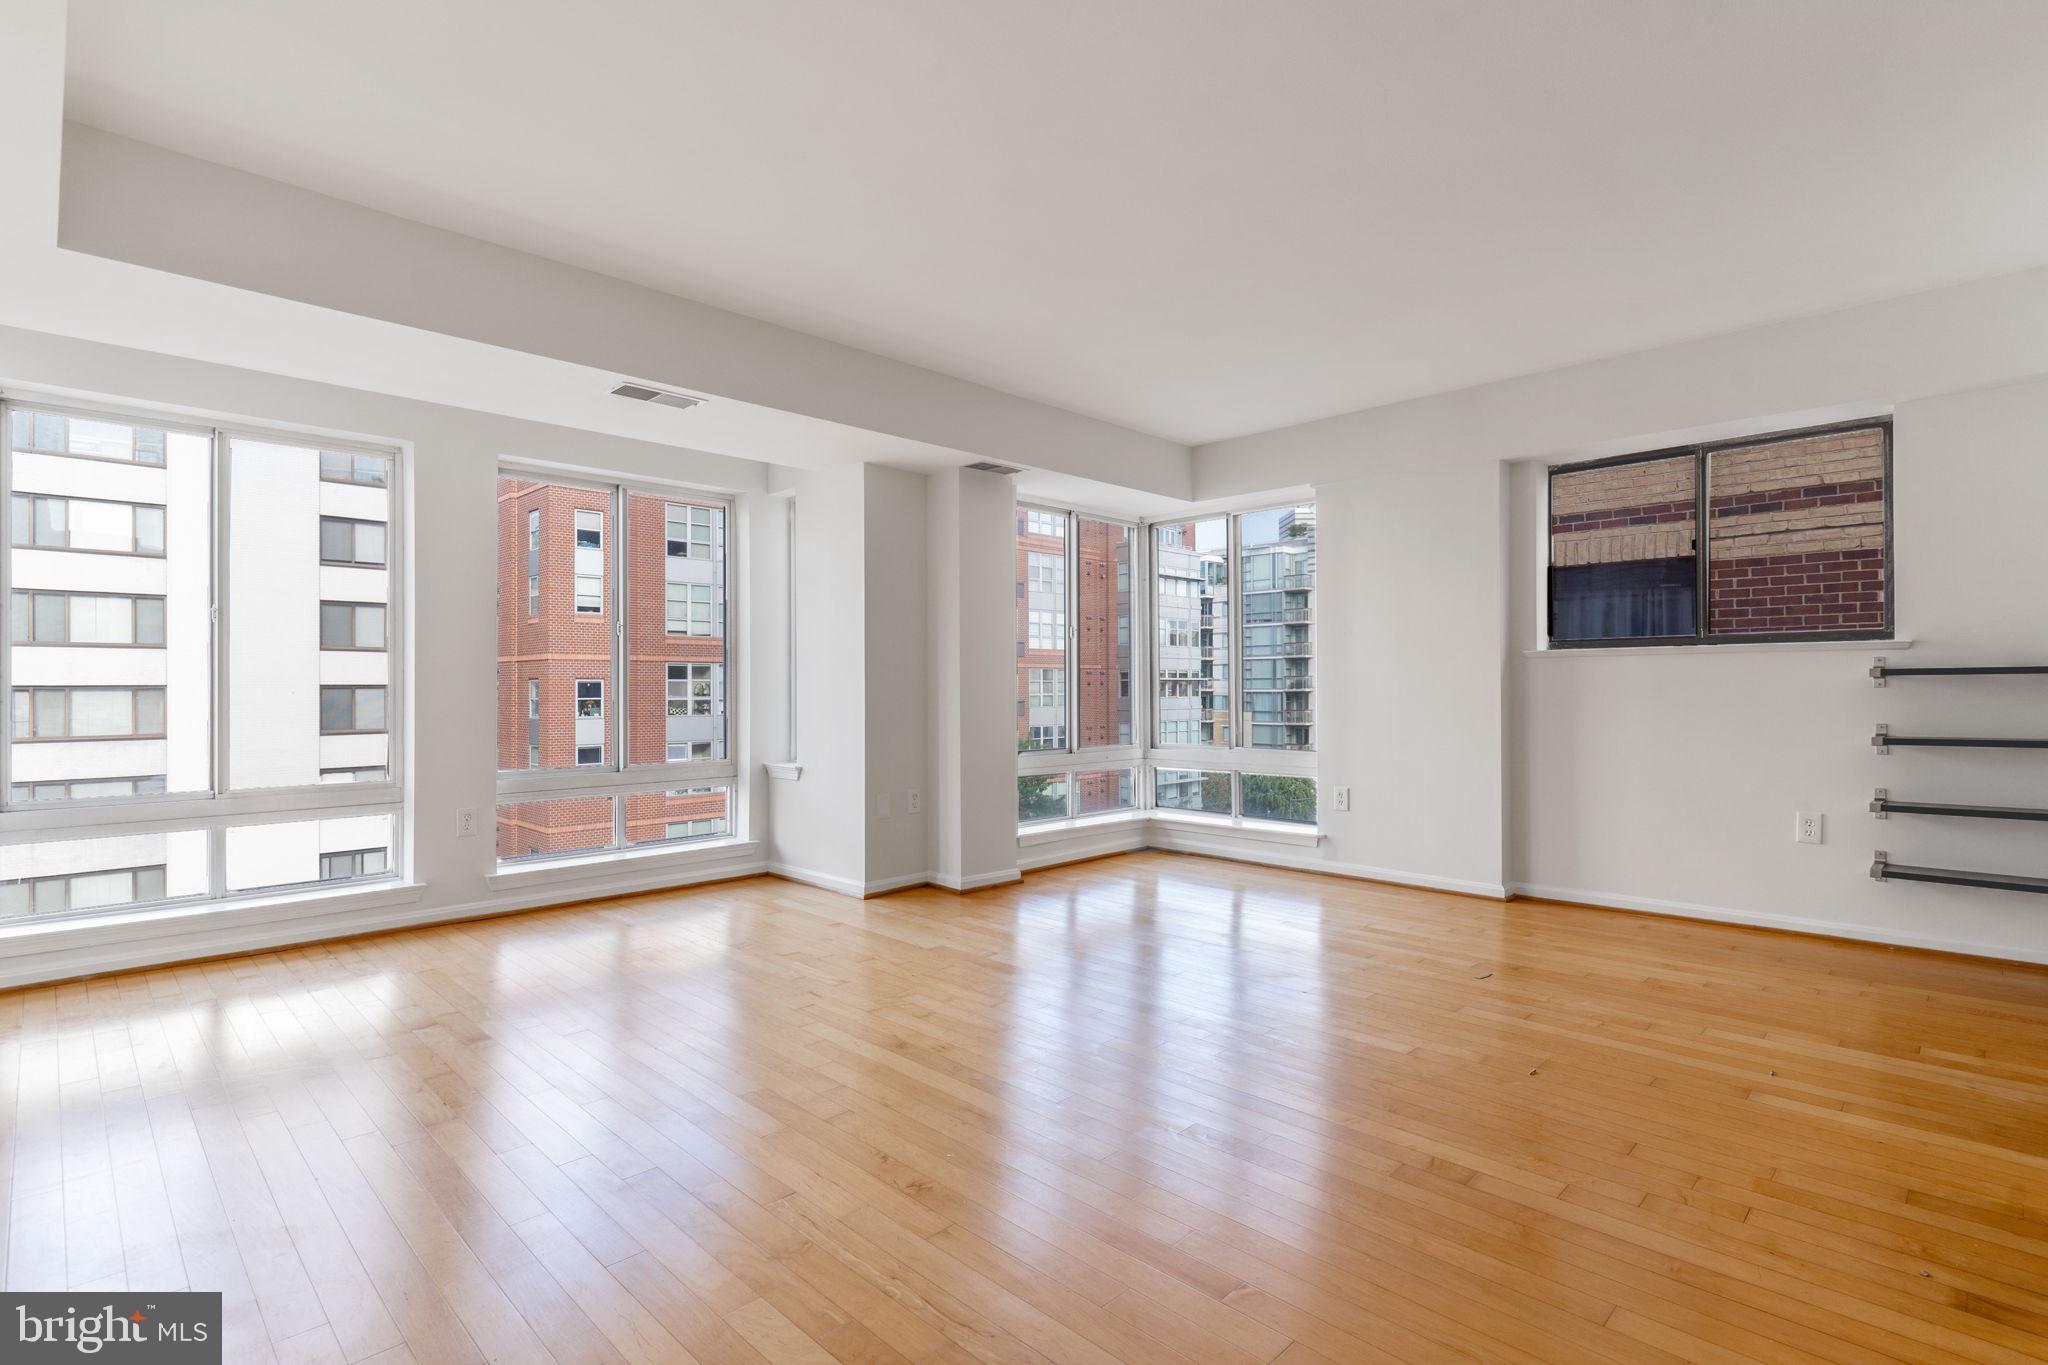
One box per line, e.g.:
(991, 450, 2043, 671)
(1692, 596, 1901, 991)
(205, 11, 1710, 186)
(0, 853, 2044, 1364)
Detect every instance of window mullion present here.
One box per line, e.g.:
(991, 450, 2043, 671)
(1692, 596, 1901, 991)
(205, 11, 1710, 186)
(613, 482, 628, 773)
(1065, 511, 1078, 754)
(0, 399, 12, 808)
(1695, 447, 1709, 640)
(211, 428, 229, 798)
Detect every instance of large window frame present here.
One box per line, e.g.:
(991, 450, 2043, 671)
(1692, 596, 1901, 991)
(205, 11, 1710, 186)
(494, 466, 741, 855)
(1544, 418, 1894, 650)
(1017, 496, 1315, 831)
(0, 392, 407, 917)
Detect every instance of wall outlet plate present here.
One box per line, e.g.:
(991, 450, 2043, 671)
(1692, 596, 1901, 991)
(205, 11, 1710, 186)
(1795, 811, 1824, 845)
(455, 807, 478, 838)
(1333, 786, 1351, 812)
(907, 789, 922, 815)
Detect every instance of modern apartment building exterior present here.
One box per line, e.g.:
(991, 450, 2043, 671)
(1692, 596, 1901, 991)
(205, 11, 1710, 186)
(493, 477, 730, 858)
(1015, 507, 1132, 815)
(1, 405, 396, 915)
(1242, 505, 1315, 751)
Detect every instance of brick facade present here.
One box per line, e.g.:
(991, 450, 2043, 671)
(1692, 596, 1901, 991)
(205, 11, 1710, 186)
(1550, 426, 1886, 636)
(1016, 510, 1131, 813)
(1704, 427, 1885, 634)
(495, 479, 730, 854)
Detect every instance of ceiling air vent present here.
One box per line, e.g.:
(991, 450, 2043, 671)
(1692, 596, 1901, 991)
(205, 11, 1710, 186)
(610, 381, 704, 412)
(966, 460, 1020, 475)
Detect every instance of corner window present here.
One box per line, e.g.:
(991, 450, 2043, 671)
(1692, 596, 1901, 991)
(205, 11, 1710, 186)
(1548, 421, 1890, 645)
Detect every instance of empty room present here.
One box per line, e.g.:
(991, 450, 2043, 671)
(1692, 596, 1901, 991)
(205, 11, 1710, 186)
(1, 1, 2046, 1361)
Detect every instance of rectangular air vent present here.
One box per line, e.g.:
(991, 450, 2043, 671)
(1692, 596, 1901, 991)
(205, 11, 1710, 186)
(966, 460, 1020, 475)
(610, 381, 704, 412)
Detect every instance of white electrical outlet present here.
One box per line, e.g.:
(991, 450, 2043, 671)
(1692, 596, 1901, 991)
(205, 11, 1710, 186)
(877, 793, 892, 820)
(1795, 811, 1824, 845)
(907, 788, 922, 815)
(455, 807, 478, 838)
(1334, 786, 1351, 812)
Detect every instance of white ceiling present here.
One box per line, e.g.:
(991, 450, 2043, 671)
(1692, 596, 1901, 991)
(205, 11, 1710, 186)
(64, 0, 2048, 446)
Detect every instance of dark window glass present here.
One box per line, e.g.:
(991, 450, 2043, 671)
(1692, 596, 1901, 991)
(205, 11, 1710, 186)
(1548, 453, 1696, 641)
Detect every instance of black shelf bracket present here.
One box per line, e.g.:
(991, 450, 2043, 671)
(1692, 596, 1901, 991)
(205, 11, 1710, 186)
(1870, 788, 2048, 823)
(1871, 655, 2048, 687)
(1870, 852, 2048, 895)
(1870, 723, 2048, 755)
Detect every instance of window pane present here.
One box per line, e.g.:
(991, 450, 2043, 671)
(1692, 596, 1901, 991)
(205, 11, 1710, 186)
(1239, 505, 1314, 751)
(625, 786, 729, 845)
(0, 827, 206, 921)
(229, 437, 392, 789)
(498, 479, 612, 771)
(1153, 518, 1229, 746)
(134, 505, 165, 554)
(631, 493, 726, 766)
(1016, 508, 1067, 753)
(1075, 518, 1132, 747)
(1073, 768, 1134, 816)
(356, 521, 386, 565)
(1549, 454, 1697, 641)
(352, 688, 385, 732)
(355, 605, 385, 649)
(32, 593, 63, 642)
(496, 796, 615, 862)
(1154, 767, 1232, 816)
(1017, 773, 1070, 824)
(225, 812, 394, 891)
(320, 602, 352, 648)
(136, 597, 165, 645)
(70, 689, 131, 737)
(1241, 774, 1317, 825)
(1706, 426, 1887, 636)
(320, 518, 352, 561)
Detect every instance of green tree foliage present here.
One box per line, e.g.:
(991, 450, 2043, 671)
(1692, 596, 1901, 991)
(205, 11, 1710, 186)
(1241, 773, 1316, 823)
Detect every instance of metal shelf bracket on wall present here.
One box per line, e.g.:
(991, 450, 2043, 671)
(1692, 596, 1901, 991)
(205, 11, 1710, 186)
(1871, 852, 2048, 895)
(1871, 655, 2048, 687)
(1870, 788, 2048, 823)
(1870, 724, 2048, 754)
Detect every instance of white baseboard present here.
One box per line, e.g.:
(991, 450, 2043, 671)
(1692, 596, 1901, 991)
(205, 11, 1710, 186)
(1508, 880, 2048, 966)
(1144, 825, 1508, 899)
(929, 867, 1025, 892)
(764, 861, 869, 898)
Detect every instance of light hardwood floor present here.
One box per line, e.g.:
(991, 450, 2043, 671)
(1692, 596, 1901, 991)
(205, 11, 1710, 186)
(4, 850, 2047, 1364)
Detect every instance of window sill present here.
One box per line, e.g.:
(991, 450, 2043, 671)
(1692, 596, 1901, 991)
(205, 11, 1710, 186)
(1523, 637, 1912, 659)
(487, 836, 761, 891)
(1017, 809, 1147, 845)
(764, 762, 802, 781)
(1019, 809, 1323, 849)
(0, 877, 426, 952)
(1148, 810, 1323, 846)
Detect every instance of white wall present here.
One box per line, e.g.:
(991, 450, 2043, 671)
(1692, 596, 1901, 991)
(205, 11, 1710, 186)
(1511, 377, 2048, 962)
(926, 467, 1021, 890)
(1312, 465, 1508, 895)
(764, 466, 868, 893)
(863, 466, 930, 889)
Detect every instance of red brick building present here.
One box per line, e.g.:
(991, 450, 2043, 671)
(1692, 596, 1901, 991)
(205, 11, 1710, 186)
(495, 478, 728, 857)
(1016, 508, 1132, 815)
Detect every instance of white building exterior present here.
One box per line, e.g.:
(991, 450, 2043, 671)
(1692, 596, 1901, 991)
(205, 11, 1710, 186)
(0, 407, 396, 918)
